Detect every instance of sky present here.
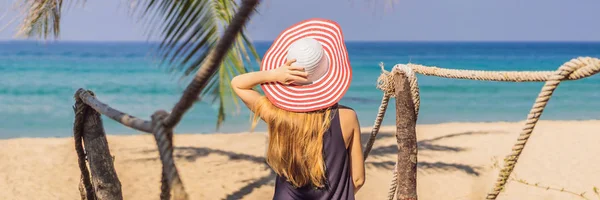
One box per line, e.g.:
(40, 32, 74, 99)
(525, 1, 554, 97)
(1, 0, 599, 42)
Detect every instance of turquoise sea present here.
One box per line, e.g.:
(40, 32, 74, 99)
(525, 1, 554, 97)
(1, 41, 599, 139)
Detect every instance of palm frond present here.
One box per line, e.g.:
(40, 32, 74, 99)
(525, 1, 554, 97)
(133, 0, 260, 130)
(16, 0, 65, 39)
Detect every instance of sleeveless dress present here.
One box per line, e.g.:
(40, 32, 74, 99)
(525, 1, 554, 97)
(272, 107, 355, 200)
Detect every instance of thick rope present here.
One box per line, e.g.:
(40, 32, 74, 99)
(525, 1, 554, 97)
(387, 163, 399, 200)
(159, 116, 174, 200)
(363, 94, 391, 160)
(378, 64, 420, 115)
(363, 63, 394, 160)
(160, 170, 171, 200)
(70, 55, 599, 199)
(361, 94, 402, 200)
(364, 63, 421, 159)
(406, 57, 600, 82)
(73, 91, 96, 200)
(485, 57, 600, 199)
(395, 64, 421, 116)
(151, 110, 188, 200)
(370, 64, 421, 200)
(375, 57, 600, 199)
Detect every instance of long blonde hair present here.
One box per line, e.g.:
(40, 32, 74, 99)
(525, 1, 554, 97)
(251, 96, 333, 188)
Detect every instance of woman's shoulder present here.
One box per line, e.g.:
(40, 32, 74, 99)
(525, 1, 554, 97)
(337, 105, 359, 125)
(337, 105, 359, 147)
(338, 104, 354, 111)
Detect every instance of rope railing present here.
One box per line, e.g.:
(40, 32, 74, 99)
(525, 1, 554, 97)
(365, 56, 600, 200)
(77, 89, 153, 133)
(407, 57, 600, 82)
(71, 1, 260, 200)
(363, 63, 421, 159)
(73, 54, 599, 200)
(368, 65, 421, 200)
(64, 1, 599, 198)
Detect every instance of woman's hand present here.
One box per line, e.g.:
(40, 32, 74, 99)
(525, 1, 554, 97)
(269, 59, 309, 85)
(231, 59, 309, 114)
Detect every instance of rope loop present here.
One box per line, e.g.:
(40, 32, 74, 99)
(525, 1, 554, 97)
(376, 62, 396, 96)
(377, 63, 420, 115)
(371, 57, 600, 200)
(151, 110, 189, 200)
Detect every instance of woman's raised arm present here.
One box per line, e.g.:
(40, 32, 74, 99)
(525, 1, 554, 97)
(231, 59, 307, 112)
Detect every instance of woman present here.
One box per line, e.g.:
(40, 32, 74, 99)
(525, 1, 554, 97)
(231, 18, 365, 200)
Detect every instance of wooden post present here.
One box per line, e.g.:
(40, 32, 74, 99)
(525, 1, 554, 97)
(394, 72, 418, 200)
(77, 91, 123, 200)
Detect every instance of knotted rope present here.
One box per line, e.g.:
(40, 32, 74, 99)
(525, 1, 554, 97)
(68, 1, 260, 199)
(364, 63, 421, 160)
(73, 90, 96, 200)
(151, 110, 188, 200)
(484, 57, 600, 199)
(370, 56, 600, 200)
(363, 64, 393, 160)
(362, 63, 421, 200)
(362, 95, 391, 161)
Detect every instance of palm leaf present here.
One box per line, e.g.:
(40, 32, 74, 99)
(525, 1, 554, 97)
(134, 0, 260, 130)
(16, 0, 260, 130)
(16, 0, 66, 39)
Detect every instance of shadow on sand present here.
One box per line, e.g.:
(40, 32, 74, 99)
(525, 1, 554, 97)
(131, 147, 274, 200)
(367, 161, 482, 176)
(365, 131, 507, 176)
(223, 170, 277, 200)
(129, 130, 505, 199)
(367, 131, 506, 156)
(134, 146, 266, 165)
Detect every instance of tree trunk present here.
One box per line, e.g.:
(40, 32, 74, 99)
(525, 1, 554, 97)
(163, 0, 260, 128)
(81, 105, 123, 200)
(394, 72, 418, 200)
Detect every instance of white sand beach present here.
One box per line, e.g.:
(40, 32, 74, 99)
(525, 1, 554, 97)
(1, 120, 599, 200)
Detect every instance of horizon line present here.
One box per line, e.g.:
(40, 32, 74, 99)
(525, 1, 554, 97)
(2, 39, 600, 43)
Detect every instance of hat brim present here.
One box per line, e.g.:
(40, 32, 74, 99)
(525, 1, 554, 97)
(260, 18, 352, 112)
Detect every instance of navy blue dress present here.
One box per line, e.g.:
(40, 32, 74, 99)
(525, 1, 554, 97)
(273, 108, 355, 200)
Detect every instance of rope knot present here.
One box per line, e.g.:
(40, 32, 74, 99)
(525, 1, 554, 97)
(151, 110, 170, 127)
(557, 57, 600, 80)
(377, 63, 416, 97)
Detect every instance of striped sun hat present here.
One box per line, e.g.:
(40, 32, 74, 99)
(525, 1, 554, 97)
(260, 18, 352, 112)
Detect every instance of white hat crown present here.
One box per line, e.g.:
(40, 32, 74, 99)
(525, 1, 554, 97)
(260, 18, 351, 112)
(286, 37, 329, 82)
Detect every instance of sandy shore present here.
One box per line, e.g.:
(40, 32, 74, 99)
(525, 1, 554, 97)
(1, 120, 599, 200)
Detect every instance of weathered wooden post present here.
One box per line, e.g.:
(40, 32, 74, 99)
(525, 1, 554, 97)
(74, 90, 123, 200)
(394, 71, 418, 200)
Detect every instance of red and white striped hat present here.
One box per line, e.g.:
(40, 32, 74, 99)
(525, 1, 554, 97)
(260, 18, 352, 112)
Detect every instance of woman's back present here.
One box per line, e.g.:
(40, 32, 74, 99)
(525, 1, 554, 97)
(230, 18, 364, 200)
(273, 106, 355, 200)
